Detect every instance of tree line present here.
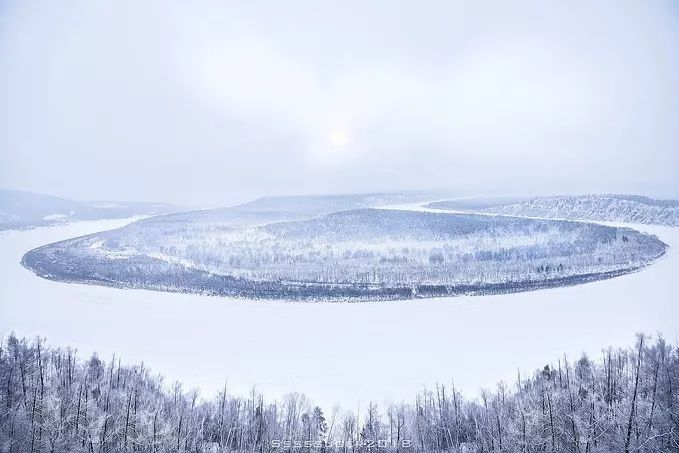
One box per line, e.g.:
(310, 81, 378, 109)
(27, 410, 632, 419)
(1, 333, 677, 452)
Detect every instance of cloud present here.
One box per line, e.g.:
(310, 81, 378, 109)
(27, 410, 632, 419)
(1, 0, 678, 203)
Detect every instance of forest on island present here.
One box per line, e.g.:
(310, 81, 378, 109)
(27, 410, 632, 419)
(22, 209, 667, 301)
(1, 334, 677, 452)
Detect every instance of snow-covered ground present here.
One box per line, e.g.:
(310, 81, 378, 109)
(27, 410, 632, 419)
(1, 215, 678, 412)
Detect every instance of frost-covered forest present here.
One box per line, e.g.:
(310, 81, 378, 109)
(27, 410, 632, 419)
(22, 207, 666, 300)
(1, 334, 678, 452)
(427, 194, 679, 226)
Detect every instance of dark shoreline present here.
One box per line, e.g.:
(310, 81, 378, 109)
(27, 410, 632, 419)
(21, 245, 667, 302)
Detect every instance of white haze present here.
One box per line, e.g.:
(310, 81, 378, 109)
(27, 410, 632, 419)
(1, 0, 678, 205)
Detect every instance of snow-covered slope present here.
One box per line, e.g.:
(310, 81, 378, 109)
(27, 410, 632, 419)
(428, 194, 679, 226)
(234, 192, 438, 216)
(0, 189, 181, 230)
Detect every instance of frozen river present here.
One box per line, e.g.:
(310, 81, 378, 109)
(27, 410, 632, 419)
(1, 216, 678, 411)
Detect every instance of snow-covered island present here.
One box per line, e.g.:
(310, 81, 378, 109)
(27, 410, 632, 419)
(21, 193, 669, 301)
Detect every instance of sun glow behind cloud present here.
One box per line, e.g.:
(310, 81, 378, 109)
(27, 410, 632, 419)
(1, 0, 678, 202)
(330, 129, 348, 148)
(188, 38, 600, 166)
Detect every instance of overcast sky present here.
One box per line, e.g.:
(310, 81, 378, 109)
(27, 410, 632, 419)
(1, 0, 678, 205)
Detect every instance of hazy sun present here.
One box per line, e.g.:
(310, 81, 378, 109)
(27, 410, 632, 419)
(330, 129, 348, 148)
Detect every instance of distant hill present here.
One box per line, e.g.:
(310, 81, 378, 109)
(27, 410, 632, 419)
(0, 189, 182, 230)
(131, 192, 438, 229)
(235, 192, 435, 215)
(427, 194, 679, 226)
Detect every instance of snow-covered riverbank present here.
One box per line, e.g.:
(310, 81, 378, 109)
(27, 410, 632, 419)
(1, 216, 678, 412)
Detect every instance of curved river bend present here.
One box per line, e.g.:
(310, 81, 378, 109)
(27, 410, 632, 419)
(1, 215, 677, 411)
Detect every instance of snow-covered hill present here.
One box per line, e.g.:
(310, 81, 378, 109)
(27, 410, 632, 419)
(428, 194, 679, 226)
(235, 192, 436, 216)
(0, 189, 181, 230)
